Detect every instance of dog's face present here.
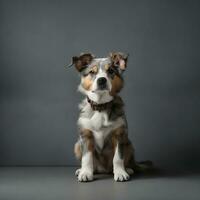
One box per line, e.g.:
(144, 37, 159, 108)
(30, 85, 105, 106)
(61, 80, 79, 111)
(71, 52, 128, 103)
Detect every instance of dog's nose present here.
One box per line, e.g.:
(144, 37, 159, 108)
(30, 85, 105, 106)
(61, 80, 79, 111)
(97, 77, 107, 86)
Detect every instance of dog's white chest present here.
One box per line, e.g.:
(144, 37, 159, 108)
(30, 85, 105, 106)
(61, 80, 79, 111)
(90, 112, 111, 149)
(78, 107, 125, 150)
(90, 111, 112, 130)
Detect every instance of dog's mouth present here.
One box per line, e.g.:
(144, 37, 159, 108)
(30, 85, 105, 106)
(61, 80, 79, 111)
(91, 87, 109, 93)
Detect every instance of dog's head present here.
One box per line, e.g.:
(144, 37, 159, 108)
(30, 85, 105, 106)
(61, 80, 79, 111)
(70, 52, 128, 103)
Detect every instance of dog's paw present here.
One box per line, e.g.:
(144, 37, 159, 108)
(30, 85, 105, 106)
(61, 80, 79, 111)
(75, 168, 81, 176)
(126, 168, 134, 175)
(114, 169, 130, 182)
(78, 169, 93, 182)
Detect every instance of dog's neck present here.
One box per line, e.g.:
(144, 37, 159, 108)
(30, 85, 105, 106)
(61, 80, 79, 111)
(78, 85, 113, 104)
(87, 96, 113, 112)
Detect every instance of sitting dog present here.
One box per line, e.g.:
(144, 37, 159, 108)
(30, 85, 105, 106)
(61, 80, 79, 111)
(69, 52, 151, 182)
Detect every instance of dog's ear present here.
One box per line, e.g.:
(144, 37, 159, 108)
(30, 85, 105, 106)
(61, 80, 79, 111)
(69, 53, 95, 72)
(109, 52, 128, 71)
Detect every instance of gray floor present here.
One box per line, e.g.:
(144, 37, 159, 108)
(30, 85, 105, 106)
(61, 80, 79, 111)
(0, 167, 199, 200)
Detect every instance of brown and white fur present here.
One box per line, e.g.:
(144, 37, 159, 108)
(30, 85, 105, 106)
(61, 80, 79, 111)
(70, 52, 151, 182)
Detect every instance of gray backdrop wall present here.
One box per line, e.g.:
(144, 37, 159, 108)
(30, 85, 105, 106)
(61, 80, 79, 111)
(0, 0, 200, 169)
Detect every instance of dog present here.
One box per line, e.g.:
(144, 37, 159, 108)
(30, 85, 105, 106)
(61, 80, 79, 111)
(69, 52, 152, 182)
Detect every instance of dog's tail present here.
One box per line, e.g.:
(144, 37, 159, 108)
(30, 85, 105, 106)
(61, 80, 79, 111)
(133, 160, 154, 173)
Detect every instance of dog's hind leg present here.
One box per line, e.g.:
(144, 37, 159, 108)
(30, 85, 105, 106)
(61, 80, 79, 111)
(74, 141, 82, 160)
(126, 168, 134, 175)
(124, 141, 136, 175)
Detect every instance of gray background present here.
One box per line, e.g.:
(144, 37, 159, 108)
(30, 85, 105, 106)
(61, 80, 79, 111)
(0, 0, 199, 169)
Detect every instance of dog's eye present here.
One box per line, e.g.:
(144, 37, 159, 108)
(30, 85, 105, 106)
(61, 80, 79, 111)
(107, 68, 115, 75)
(89, 70, 95, 75)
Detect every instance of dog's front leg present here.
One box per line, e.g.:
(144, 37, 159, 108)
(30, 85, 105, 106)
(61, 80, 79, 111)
(112, 127, 130, 182)
(78, 129, 94, 182)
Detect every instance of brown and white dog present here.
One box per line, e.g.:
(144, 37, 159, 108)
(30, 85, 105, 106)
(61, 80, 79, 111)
(69, 52, 151, 182)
